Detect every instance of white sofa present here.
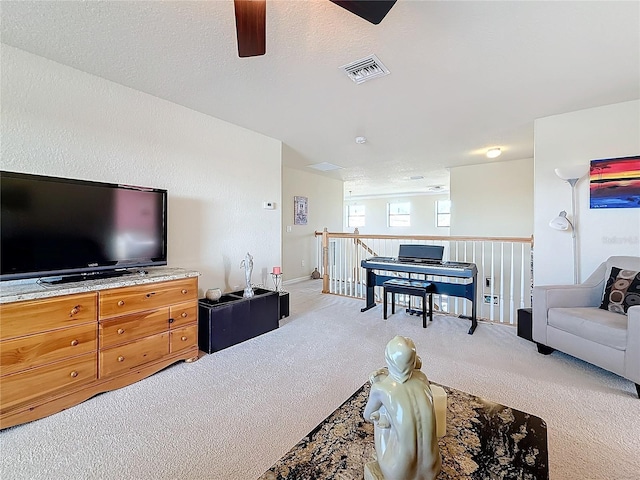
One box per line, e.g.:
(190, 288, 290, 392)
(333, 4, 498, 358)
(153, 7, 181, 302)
(533, 256, 640, 397)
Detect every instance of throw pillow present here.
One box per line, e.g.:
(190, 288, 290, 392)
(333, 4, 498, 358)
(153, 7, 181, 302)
(600, 267, 640, 314)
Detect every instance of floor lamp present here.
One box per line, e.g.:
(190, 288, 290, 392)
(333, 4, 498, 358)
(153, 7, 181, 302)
(549, 165, 589, 284)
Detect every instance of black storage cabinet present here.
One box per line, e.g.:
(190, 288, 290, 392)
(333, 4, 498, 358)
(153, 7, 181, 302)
(517, 308, 533, 342)
(198, 288, 279, 353)
(279, 292, 290, 319)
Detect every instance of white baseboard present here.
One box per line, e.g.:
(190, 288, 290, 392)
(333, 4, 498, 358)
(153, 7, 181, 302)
(283, 276, 316, 285)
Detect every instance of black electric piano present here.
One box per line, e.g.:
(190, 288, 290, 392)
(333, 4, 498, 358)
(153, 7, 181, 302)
(361, 244, 479, 334)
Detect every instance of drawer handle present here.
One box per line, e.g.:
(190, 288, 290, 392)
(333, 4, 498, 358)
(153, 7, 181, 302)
(181, 336, 187, 341)
(146, 292, 156, 298)
(69, 305, 80, 316)
(70, 371, 79, 378)
(70, 339, 79, 346)
(118, 356, 125, 362)
(181, 312, 188, 318)
(181, 289, 188, 294)
(117, 300, 125, 307)
(117, 328, 125, 335)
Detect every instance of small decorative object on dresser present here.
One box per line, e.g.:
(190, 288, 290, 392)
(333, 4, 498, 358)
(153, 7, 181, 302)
(240, 252, 254, 298)
(270, 267, 282, 292)
(205, 288, 222, 302)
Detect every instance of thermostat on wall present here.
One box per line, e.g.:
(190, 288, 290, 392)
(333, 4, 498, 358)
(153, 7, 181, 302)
(262, 201, 276, 210)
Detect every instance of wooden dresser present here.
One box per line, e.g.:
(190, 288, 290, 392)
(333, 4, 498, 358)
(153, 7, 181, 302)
(0, 269, 199, 430)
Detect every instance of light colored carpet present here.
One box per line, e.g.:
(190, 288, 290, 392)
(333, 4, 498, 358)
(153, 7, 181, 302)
(1, 280, 639, 480)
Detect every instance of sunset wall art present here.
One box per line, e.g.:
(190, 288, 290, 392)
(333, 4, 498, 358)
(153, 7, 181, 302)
(589, 155, 640, 209)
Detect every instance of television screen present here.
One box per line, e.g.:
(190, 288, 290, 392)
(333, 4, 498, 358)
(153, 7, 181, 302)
(1, 171, 167, 281)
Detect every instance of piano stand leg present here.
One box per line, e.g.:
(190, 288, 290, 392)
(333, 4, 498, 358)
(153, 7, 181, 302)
(361, 303, 377, 313)
(468, 321, 477, 335)
(460, 314, 478, 334)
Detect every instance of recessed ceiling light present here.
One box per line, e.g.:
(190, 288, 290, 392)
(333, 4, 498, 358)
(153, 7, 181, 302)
(355, 136, 367, 144)
(409, 175, 424, 180)
(486, 147, 502, 159)
(307, 162, 343, 171)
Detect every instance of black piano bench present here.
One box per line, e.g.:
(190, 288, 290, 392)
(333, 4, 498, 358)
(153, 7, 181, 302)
(383, 279, 434, 328)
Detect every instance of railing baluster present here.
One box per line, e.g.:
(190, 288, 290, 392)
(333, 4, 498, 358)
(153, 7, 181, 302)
(489, 242, 495, 322)
(499, 242, 504, 324)
(520, 243, 527, 308)
(509, 243, 515, 324)
(340, 238, 345, 295)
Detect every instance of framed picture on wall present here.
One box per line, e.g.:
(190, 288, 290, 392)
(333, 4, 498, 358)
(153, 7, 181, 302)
(294, 196, 308, 225)
(589, 155, 640, 209)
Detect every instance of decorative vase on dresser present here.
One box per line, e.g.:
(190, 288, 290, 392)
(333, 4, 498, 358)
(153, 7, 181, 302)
(0, 268, 199, 430)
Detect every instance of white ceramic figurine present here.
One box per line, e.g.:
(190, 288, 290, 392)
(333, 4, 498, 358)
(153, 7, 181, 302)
(240, 252, 254, 298)
(363, 336, 441, 480)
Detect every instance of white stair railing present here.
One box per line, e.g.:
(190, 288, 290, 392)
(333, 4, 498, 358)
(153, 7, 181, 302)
(314, 229, 533, 325)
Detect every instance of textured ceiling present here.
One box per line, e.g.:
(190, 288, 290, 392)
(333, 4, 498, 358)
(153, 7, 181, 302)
(2, 0, 639, 197)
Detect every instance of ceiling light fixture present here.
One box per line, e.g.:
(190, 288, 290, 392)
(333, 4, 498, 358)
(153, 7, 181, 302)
(486, 147, 502, 159)
(355, 136, 367, 144)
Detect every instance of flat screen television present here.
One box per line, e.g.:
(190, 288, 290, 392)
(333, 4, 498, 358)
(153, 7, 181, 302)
(1, 171, 168, 283)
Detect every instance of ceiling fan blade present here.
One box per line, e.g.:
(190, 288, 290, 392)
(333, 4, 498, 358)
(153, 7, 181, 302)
(329, 0, 397, 25)
(234, 0, 266, 57)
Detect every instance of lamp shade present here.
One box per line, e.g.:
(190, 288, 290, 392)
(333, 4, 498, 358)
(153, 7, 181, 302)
(549, 210, 572, 231)
(554, 165, 589, 181)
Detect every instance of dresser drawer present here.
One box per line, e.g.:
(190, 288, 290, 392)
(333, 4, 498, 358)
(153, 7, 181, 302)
(99, 308, 169, 348)
(1, 324, 97, 377)
(0, 293, 97, 341)
(170, 324, 198, 353)
(99, 332, 169, 378)
(169, 301, 198, 329)
(0, 352, 97, 412)
(98, 278, 198, 320)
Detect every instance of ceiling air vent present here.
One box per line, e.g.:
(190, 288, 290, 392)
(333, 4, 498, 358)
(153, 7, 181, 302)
(340, 54, 390, 84)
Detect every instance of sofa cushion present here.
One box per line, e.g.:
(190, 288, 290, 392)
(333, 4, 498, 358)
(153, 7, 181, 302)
(600, 267, 640, 314)
(548, 307, 628, 350)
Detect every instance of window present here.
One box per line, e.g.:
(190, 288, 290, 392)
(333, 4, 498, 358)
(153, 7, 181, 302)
(347, 204, 365, 228)
(388, 202, 411, 227)
(436, 200, 451, 227)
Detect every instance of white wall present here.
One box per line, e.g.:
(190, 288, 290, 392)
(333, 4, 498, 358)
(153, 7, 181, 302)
(344, 194, 450, 235)
(281, 166, 343, 282)
(448, 159, 534, 318)
(1, 45, 283, 294)
(449, 158, 534, 237)
(534, 100, 640, 286)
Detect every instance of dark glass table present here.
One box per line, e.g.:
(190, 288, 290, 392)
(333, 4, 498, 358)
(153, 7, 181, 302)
(260, 383, 548, 480)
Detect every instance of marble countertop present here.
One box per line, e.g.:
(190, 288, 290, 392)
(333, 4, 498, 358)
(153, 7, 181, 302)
(260, 383, 548, 480)
(0, 267, 200, 304)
